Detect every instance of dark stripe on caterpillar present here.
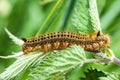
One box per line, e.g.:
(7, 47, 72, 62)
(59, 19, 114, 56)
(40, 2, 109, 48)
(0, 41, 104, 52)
(22, 32, 110, 54)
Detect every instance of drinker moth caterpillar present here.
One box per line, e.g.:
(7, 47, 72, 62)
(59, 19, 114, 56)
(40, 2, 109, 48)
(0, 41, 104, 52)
(22, 31, 110, 54)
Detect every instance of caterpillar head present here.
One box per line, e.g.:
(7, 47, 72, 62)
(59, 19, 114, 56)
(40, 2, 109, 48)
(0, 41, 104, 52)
(97, 31, 110, 47)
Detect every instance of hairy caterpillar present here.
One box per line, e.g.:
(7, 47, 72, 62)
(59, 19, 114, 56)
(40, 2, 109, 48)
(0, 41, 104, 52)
(22, 31, 110, 54)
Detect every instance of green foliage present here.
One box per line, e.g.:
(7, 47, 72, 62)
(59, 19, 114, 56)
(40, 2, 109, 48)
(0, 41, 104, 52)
(80, 68, 106, 80)
(0, 0, 120, 80)
(0, 52, 43, 80)
(36, 0, 65, 35)
(72, 0, 101, 34)
(28, 46, 86, 80)
(101, 0, 120, 30)
(99, 73, 120, 80)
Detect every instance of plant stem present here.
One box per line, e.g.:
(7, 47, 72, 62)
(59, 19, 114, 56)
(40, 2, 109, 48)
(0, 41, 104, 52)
(84, 59, 110, 63)
(36, 0, 64, 36)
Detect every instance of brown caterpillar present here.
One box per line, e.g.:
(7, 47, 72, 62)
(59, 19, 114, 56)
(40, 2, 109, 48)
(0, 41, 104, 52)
(22, 31, 110, 54)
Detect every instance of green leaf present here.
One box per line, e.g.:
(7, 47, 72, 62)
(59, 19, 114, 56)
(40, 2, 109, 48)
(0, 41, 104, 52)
(72, 0, 101, 34)
(80, 68, 106, 80)
(28, 46, 86, 80)
(0, 52, 43, 80)
(99, 73, 120, 80)
(89, 0, 101, 32)
(5, 28, 24, 46)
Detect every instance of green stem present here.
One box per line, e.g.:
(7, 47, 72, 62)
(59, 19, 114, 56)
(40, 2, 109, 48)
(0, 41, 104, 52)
(36, 0, 64, 36)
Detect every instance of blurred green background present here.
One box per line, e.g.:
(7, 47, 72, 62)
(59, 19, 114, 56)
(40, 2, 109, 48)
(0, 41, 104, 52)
(0, 0, 120, 75)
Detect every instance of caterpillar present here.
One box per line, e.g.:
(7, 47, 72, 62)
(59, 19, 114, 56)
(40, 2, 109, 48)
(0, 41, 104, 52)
(22, 31, 110, 54)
